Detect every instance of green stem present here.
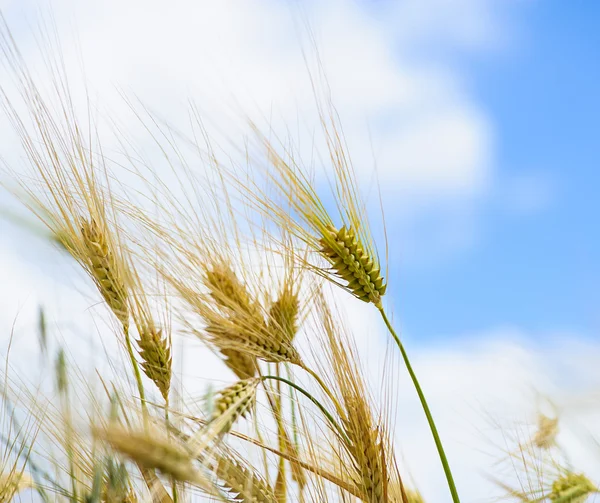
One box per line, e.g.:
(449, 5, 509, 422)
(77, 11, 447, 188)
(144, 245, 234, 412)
(123, 325, 147, 419)
(300, 365, 344, 418)
(379, 308, 460, 503)
(262, 375, 350, 446)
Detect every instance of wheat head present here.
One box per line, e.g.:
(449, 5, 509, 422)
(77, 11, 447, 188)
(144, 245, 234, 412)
(549, 472, 597, 503)
(137, 326, 172, 403)
(212, 378, 260, 433)
(94, 426, 203, 487)
(214, 454, 278, 503)
(81, 218, 130, 327)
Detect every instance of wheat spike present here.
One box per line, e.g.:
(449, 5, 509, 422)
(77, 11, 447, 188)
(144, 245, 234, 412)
(137, 326, 172, 402)
(206, 266, 259, 315)
(212, 378, 259, 433)
(81, 218, 130, 327)
(319, 225, 386, 307)
(205, 265, 261, 376)
(343, 407, 385, 503)
(206, 318, 301, 365)
(215, 455, 278, 503)
(533, 414, 559, 450)
(220, 347, 259, 380)
(269, 286, 299, 345)
(549, 472, 596, 503)
(94, 426, 205, 488)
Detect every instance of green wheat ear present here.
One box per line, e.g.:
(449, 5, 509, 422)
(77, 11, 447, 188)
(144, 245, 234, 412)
(319, 225, 386, 307)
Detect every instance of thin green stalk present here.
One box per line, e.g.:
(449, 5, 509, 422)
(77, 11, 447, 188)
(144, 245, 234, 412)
(379, 308, 460, 503)
(123, 325, 147, 419)
(261, 375, 350, 446)
(300, 365, 344, 418)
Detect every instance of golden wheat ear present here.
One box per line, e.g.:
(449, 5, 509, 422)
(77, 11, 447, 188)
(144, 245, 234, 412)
(93, 425, 213, 492)
(137, 326, 172, 403)
(211, 378, 260, 434)
(549, 471, 597, 502)
(81, 216, 131, 328)
(213, 453, 278, 503)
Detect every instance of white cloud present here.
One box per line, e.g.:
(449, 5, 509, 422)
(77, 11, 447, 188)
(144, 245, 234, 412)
(1, 0, 496, 201)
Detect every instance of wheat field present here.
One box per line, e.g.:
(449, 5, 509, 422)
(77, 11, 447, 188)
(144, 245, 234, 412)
(0, 2, 598, 503)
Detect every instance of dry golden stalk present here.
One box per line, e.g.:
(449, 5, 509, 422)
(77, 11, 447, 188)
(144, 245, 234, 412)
(0, 471, 33, 502)
(319, 225, 386, 307)
(137, 326, 172, 402)
(81, 218, 130, 327)
(215, 455, 278, 503)
(212, 378, 260, 433)
(549, 472, 596, 502)
(94, 426, 205, 488)
(533, 414, 559, 450)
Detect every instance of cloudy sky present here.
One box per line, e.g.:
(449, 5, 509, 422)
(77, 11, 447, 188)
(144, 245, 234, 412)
(1, 0, 599, 501)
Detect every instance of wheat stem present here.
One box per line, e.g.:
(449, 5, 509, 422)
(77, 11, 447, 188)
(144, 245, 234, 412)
(379, 308, 460, 503)
(300, 366, 344, 418)
(261, 376, 349, 446)
(124, 325, 147, 419)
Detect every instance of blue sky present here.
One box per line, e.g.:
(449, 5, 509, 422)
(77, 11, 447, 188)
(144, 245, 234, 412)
(387, 1, 600, 341)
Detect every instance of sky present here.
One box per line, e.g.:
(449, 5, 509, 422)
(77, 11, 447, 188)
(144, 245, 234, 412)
(0, 0, 599, 501)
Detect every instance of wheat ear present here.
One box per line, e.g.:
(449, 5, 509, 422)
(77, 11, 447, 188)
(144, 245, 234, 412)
(94, 426, 209, 490)
(137, 327, 172, 403)
(81, 218, 129, 327)
(212, 378, 260, 434)
(549, 472, 597, 502)
(214, 455, 278, 503)
(319, 225, 386, 307)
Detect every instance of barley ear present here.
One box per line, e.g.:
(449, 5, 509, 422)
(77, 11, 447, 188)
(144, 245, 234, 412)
(549, 472, 597, 502)
(212, 378, 259, 434)
(137, 327, 172, 402)
(215, 455, 278, 503)
(81, 218, 129, 327)
(319, 225, 386, 307)
(94, 426, 207, 490)
(220, 347, 259, 380)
